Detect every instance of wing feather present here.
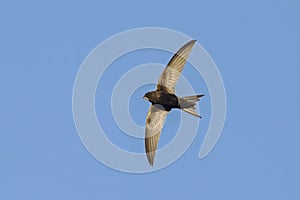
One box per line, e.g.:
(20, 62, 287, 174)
(145, 104, 169, 166)
(157, 40, 196, 94)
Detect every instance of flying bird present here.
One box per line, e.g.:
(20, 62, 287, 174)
(143, 40, 204, 166)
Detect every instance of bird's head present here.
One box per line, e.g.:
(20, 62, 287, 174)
(143, 91, 155, 103)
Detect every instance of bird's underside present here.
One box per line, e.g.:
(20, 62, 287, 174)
(145, 90, 180, 111)
(143, 40, 204, 166)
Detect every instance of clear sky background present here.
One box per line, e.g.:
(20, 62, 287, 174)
(1, 0, 300, 199)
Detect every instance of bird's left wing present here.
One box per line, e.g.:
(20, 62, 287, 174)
(145, 104, 169, 166)
(157, 40, 196, 94)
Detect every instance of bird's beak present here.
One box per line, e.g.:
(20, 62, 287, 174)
(143, 96, 149, 101)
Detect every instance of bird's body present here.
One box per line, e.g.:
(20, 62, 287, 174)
(143, 40, 204, 166)
(144, 90, 179, 111)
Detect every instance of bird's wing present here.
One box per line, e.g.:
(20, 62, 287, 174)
(157, 40, 196, 94)
(145, 104, 169, 166)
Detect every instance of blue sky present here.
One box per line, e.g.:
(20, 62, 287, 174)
(1, 0, 300, 199)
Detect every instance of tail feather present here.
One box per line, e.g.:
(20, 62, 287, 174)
(179, 94, 204, 118)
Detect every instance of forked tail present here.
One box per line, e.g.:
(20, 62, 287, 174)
(178, 94, 204, 118)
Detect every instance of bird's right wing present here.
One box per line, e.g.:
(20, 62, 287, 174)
(157, 40, 196, 94)
(145, 104, 169, 166)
